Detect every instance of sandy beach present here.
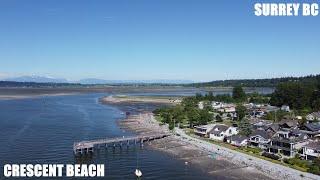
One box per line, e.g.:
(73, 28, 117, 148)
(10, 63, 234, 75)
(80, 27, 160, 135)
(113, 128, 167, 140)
(100, 95, 181, 105)
(0, 93, 79, 100)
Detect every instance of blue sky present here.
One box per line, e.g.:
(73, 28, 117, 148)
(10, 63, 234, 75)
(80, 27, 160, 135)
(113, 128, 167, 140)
(0, 0, 319, 82)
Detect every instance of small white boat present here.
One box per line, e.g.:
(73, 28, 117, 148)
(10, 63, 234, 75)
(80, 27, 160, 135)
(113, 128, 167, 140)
(135, 169, 142, 177)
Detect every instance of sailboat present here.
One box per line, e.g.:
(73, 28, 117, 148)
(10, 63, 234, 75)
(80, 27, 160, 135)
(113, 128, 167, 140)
(135, 169, 142, 178)
(135, 143, 143, 178)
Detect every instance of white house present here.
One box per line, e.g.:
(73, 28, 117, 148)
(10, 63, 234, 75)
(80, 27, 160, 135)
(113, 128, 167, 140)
(212, 101, 223, 110)
(227, 135, 248, 147)
(194, 124, 216, 137)
(249, 129, 272, 150)
(198, 101, 204, 110)
(302, 141, 320, 160)
(209, 124, 238, 141)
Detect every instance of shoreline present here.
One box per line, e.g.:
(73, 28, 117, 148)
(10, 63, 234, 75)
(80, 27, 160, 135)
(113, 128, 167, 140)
(117, 113, 274, 180)
(0, 93, 80, 100)
(100, 95, 181, 105)
(117, 112, 320, 180)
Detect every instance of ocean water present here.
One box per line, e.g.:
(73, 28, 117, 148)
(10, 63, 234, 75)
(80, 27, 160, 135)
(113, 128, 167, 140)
(0, 93, 217, 179)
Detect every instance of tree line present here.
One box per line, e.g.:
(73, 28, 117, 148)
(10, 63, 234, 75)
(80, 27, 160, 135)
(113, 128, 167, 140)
(270, 81, 320, 111)
(187, 74, 320, 88)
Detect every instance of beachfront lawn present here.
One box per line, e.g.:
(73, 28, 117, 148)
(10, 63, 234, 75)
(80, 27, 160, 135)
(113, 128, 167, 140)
(187, 131, 312, 174)
(206, 138, 309, 172)
(283, 157, 320, 174)
(239, 146, 262, 155)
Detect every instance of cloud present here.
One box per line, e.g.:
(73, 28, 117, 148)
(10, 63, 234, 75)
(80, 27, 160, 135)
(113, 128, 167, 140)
(0, 72, 9, 80)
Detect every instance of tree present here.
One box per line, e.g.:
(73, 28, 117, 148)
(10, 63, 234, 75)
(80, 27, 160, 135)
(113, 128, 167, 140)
(213, 94, 234, 103)
(206, 91, 214, 101)
(264, 110, 290, 122)
(238, 119, 252, 136)
(215, 114, 222, 122)
(195, 93, 203, 101)
(198, 109, 212, 125)
(311, 90, 320, 111)
(270, 82, 314, 110)
(312, 99, 320, 111)
(233, 86, 246, 101)
(162, 109, 173, 124)
(248, 92, 270, 104)
(172, 105, 184, 124)
(236, 104, 247, 121)
(186, 108, 200, 128)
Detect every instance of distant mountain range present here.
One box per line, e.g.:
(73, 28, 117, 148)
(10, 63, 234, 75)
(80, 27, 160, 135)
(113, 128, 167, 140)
(4, 76, 68, 83)
(77, 78, 194, 84)
(2, 76, 194, 85)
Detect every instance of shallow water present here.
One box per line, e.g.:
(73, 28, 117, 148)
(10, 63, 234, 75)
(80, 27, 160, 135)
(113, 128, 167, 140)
(0, 93, 218, 179)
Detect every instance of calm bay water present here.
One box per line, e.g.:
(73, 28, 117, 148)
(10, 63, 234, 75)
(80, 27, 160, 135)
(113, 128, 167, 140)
(0, 93, 215, 179)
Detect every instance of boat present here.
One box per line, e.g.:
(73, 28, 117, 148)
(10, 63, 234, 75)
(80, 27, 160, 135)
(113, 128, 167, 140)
(135, 144, 142, 178)
(135, 169, 142, 177)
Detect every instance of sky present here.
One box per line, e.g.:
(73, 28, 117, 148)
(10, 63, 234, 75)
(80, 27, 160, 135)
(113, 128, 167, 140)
(0, 0, 319, 82)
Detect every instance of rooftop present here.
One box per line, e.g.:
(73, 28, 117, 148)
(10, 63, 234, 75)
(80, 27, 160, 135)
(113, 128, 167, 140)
(250, 129, 272, 139)
(209, 124, 229, 135)
(304, 141, 320, 151)
(304, 122, 320, 132)
(228, 135, 248, 142)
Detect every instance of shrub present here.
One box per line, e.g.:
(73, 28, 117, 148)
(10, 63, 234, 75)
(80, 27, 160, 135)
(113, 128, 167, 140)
(169, 123, 174, 130)
(262, 152, 280, 160)
(283, 157, 310, 169)
(243, 147, 261, 154)
(308, 165, 320, 175)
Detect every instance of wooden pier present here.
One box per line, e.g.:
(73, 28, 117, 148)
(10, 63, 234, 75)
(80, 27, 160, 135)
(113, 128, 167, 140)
(73, 133, 170, 155)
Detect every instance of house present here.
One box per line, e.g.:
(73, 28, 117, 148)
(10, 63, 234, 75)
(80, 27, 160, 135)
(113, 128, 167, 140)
(198, 101, 204, 110)
(212, 101, 223, 110)
(302, 141, 320, 160)
(281, 105, 290, 112)
(227, 135, 248, 147)
(224, 106, 236, 113)
(249, 129, 272, 150)
(252, 120, 272, 129)
(209, 124, 238, 141)
(265, 124, 280, 134)
(306, 112, 320, 123)
(216, 103, 236, 113)
(267, 129, 309, 158)
(194, 124, 216, 137)
(265, 105, 279, 113)
(278, 119, 298, 129)
(300, 122, 320, 137)
(250, 110, 265, 118)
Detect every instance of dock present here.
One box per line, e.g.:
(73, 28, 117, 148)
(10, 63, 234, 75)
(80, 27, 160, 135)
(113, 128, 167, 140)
(73, 133, 170, 155)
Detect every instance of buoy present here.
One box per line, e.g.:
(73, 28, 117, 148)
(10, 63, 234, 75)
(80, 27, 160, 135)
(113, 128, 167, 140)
(135, 169, 142, 177)
(185, 161, 189, 165)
